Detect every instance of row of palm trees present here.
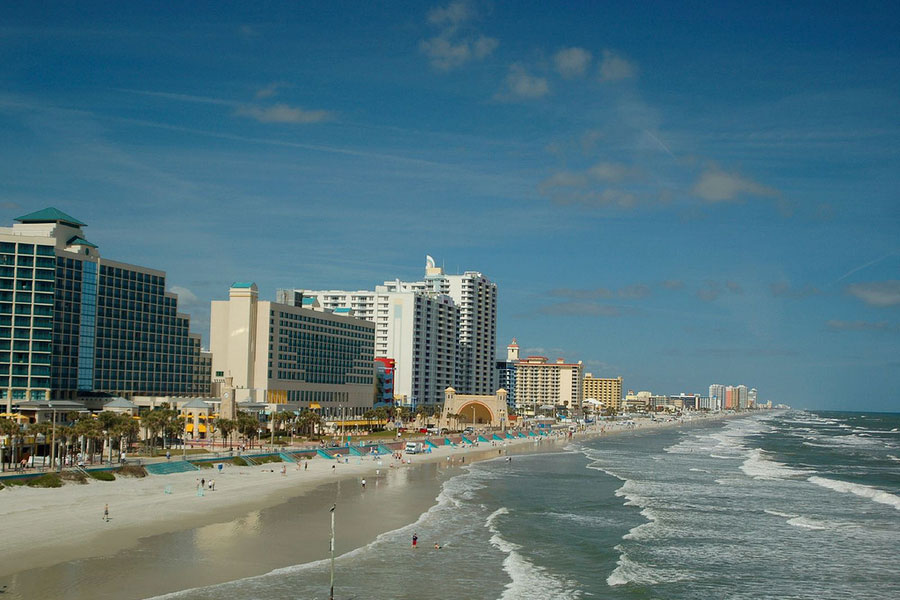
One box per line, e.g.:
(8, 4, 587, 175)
(0, 400, 498, 469)
(0, 410, 139, 470)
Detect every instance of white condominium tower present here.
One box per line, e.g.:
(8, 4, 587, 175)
(382, 256, 498, 395)
(282, 287, 459, 406)
(289, 255, 497, 403)
(709, 384, 726, 411)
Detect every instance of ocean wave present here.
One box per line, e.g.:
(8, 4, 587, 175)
(614, 481, 651, 507)
(689, 468, 710, 473)
(786, 516, 847, 531)
(788, 517, 827, 530)
(715, 478, 749, 486)
(888, 455, 900, 463)
(547, 511, 617, 528)
(740, 448, 814, 480)
(585, 462, 627, 481)
(802, 441, 834, 448)
(622, 508, 662, 541)
(486, 507, 581, 599)
(607, 546, 694, 587)
(808, 476, 900, 511)
(764, 509, 798, 519)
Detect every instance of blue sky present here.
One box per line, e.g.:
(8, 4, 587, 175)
(1, 1, 898, 411)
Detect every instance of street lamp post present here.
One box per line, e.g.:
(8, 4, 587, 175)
(270, 410, 276, 448)
(329, 503, 336, 600)
(48, 403, 57, 472)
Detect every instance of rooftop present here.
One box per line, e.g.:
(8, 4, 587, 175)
(16, 207, 86, 228)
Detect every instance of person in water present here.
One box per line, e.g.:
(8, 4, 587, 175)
(412, 533, 418, 548)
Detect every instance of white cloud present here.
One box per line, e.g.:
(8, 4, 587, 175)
(588, 161, 630, 182)
(420, 1, 497, 70)
(255, 82, 285, 99)
(502, 64, 549, 98)
(691, 166, 779, 202)
(420, 34, 498, 70)
(554, 47, 592, 79)
(170, 285, 199, 305)
(428, 1, 473, 28)
(538, 170, 587, 192)
(599, 49, 637, 81)
(846, 280, 900, 307)
(236, 103, 333, 124)
(827, 319, 900, 333)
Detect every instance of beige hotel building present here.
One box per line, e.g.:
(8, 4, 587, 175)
(583, 374, 623, 413)
(514, 355, 584, 416)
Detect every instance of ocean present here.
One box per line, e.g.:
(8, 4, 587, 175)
(152, 411, 900, 599)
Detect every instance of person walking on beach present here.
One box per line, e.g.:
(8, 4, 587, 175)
(305, 461, 308, 471)
(361, 478, 366, 489)
(412, 533, 418, 548)
(103, 503, 109, 522)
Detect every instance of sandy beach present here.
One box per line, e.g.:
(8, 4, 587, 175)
(0, 414, 734, 599)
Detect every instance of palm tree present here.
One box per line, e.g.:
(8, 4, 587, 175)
(297, 410, 321, 438)
(236, 411, 259, 448)
(113, 414, 139, 456)
(0, 417, 20, 470)
(214, 418, 236, 449)
(272, 411, 294, 440)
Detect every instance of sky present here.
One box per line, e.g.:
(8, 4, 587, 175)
(1, 1, 898, 411)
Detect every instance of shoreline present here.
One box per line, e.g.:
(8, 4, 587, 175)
(0, 413, 739, 599)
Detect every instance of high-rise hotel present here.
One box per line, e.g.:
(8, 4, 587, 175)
(1, 208, 209, 411)
(210, 283, 375, 416)
(291, 256, 498, 406)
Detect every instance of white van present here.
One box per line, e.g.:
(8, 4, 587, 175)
(405, 442, 424, 454)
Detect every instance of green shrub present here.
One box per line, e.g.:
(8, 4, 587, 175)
(231, 457, 248, 466)
(193, 461, 215, 469)
(90, 471, 116, 481)
(61, 471, 88, 484)
(118, 465, 147, 478)
(27, 473, 62, 488)
(255, 455, 283, 465)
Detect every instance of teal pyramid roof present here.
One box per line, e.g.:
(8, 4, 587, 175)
(67, 236, 98, 248)
(16, 207, 86, 227)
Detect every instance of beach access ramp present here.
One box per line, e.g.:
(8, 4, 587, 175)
(144, 460, 200, 475)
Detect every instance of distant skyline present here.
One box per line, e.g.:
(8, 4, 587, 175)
(1, 2, 898, 411)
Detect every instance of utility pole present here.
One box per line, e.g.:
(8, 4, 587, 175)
(329, 503, 336, 600)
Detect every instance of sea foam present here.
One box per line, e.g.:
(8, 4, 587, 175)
(485, 507, 581, 599)
(607, 546, 694, 587)
(808, 476, 900, 511)
(740, 448, 813, 480)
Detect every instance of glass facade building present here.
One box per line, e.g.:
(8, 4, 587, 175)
(0, 208, 209, 407)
